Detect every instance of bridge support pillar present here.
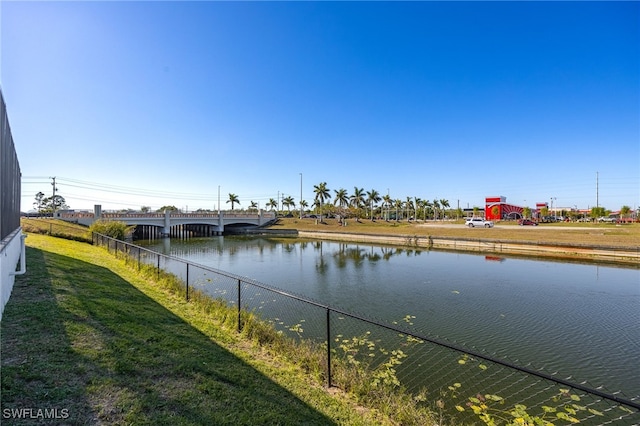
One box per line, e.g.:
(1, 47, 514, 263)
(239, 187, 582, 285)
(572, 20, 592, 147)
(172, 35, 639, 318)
(162, 210, 171, 237)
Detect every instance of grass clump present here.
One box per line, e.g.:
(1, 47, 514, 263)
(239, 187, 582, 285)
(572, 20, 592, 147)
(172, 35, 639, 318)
(88, 219, 134, 240)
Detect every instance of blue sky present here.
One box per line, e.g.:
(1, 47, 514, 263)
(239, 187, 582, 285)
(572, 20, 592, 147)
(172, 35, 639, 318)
(2, 1, 638, 213)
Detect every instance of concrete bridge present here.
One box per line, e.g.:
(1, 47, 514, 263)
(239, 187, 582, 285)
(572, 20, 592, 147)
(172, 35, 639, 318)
(57, 205, 277, 237)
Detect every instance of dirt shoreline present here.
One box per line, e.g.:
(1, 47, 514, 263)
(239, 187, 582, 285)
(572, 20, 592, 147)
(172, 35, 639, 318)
(261, 219, 640, 266)
(292, 230, 639, 266)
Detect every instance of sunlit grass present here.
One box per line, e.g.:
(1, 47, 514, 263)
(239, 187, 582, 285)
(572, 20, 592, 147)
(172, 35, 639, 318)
(20, 218, 92, 242)
(271, 217, 640, 248)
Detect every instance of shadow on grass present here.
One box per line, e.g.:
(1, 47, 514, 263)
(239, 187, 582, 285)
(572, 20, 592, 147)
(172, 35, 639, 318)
(2, 247, 336, 425)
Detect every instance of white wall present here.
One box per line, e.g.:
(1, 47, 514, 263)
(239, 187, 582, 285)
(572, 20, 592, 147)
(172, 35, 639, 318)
(0, 229, 24, 320)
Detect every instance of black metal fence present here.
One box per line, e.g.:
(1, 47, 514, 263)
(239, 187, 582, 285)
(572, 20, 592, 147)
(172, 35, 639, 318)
(94, 233, 639, 425)
(0, 90, 21, 242)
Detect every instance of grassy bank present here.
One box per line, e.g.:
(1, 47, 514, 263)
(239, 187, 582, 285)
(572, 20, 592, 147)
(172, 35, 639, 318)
(20, 217, 92, 243)
(1, 234, 400, 425)
(268, 217, 640, 249)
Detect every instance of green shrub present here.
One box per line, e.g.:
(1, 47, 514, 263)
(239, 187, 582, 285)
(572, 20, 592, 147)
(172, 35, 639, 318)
(89, 220, 133, 240)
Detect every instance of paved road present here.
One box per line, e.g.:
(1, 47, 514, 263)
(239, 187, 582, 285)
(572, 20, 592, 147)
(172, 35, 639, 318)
(417, 222, 595, 231)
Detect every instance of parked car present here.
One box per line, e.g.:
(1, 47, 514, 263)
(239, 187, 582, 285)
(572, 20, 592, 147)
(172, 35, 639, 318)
(598, 216, 617, 223)
(518, 219, 538, 226)
(465, 217, 494, 228)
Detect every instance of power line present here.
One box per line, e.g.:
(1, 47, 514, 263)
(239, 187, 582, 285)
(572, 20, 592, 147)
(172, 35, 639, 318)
(22, 176, 217, 201)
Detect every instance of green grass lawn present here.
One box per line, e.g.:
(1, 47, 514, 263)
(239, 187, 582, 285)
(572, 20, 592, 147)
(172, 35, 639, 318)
(1, 234, 394, 425)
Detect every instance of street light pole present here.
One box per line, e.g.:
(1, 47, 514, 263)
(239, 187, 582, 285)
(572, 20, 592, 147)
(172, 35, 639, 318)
(387, 188, 389, 221)
(299, 173, 303, 219)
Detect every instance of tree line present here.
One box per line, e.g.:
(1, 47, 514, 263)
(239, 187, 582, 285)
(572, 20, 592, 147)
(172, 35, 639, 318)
(31, 186, 636, 222)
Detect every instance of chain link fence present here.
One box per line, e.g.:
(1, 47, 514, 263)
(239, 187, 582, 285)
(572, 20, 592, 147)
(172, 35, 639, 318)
(94, 233, 639, 425)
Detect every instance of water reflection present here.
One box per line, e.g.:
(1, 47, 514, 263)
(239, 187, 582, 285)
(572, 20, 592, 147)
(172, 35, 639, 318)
(139, 235, 640, 398)
(157, 237, 427, 272)
(484, 255, 505, 262)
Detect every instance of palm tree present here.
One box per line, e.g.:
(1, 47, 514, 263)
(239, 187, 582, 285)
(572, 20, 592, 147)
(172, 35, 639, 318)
(382, 194, 392, 221)
(299, 200, 308, 216)
(266, 198, 278, 211)
(350, 187, 366, 222)
(405, 197, 414, 221)
(313, 182, 331, 221)
(366, 189, 381, 220)
(249, 201, 258, 211)
(394, 199, 403, 221)
(334, 188, 349, 208)
(333, 188, 349, 220)
(423, 200, 432, 220)
(282, 196, 295, 212)
(414, 197, 423, 220)
(432, 199, 440, 220)
(227, 193, 240, 210)
(440, 199, 450, 220)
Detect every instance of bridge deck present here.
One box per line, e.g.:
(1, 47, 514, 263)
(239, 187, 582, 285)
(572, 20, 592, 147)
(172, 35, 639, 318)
(57, 209, 277, 236)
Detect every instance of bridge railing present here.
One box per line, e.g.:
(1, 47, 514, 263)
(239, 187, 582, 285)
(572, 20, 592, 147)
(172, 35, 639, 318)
(101, 213, 164, 218)
(94, 232, 639, 425)
(60, 210, 276, 220)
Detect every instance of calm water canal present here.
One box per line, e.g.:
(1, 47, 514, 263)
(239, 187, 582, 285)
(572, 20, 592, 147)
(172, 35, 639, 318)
(140, 235, 640, 398)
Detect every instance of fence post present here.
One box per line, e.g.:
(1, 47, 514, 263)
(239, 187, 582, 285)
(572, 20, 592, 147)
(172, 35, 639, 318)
(137, 248, 141, 270)
(157, 254, 160, 280)
(237, 279, 241, 333)
(186, 264, 190, 302)
(326, 307, 332, 388)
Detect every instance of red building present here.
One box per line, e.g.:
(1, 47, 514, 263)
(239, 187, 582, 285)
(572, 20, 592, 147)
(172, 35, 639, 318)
(535, 202, 549, 219)
(485, 196, 524, 220)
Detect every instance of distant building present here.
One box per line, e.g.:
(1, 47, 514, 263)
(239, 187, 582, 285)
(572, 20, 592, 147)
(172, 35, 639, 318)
(485, 196, 525, 220)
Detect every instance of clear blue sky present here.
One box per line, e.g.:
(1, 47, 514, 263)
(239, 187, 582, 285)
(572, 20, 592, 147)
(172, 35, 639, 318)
(2, 1, 638, 213)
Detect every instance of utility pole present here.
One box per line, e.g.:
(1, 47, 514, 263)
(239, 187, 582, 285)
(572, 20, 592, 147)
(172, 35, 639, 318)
(596, 171, 599, 208)
(299, 173, 303, 219)
(50, 176, 57, 214)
